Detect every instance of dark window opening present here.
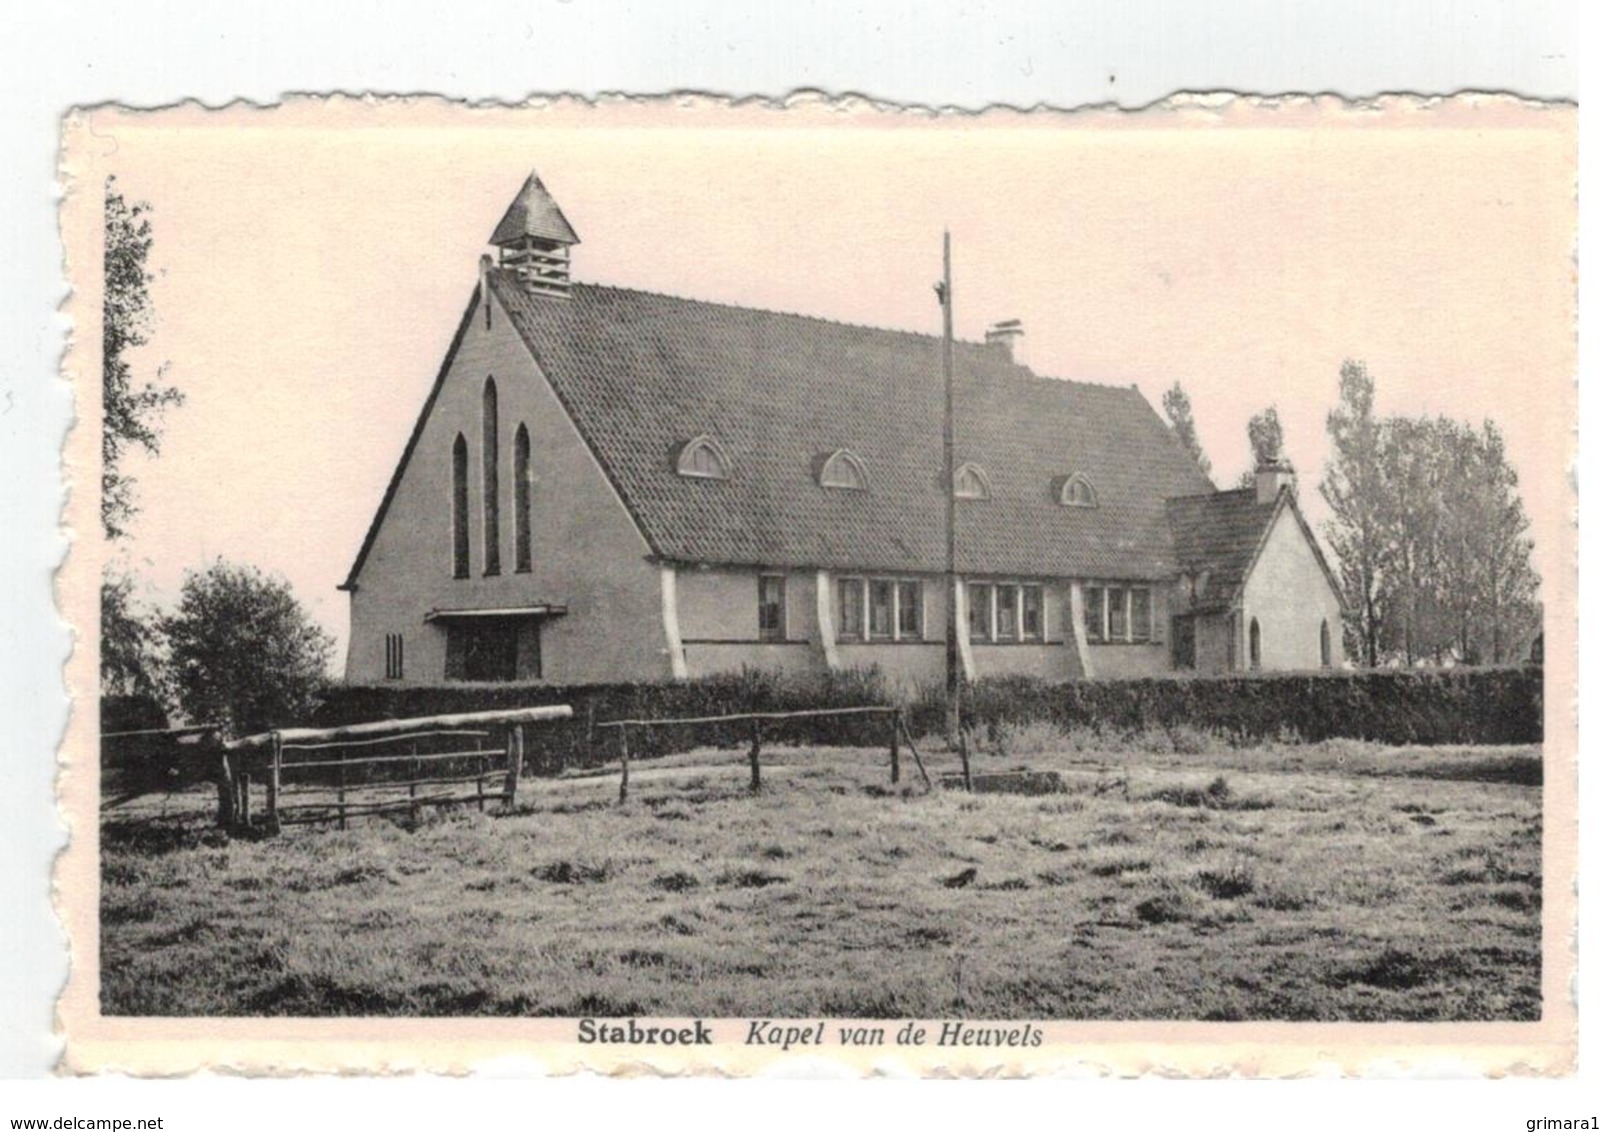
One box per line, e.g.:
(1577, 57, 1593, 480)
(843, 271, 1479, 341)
(1249, 617, 1262, 671)
(482, 377, 501, 576)
(967, 583, 992, 641)
(1320, 618, 1332, 668)
(514, 423, 532, 573)
(896, 581, 923, 639)
(451, 434, 470, 578)
(384, 633, 405, 680)
(444, 619, 541, 682)
(758, 574, 787, 641)
(868, 579, 894, 640)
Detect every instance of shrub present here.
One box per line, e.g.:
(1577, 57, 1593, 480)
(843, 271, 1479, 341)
(907, 666, 1540, 747)
(161, 560, 335, 736)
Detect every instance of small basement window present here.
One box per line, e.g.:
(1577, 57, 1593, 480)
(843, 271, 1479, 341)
(676, 436, 733, 480)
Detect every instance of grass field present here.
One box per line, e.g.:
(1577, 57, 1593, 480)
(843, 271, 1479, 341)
(100, 736, 1542, 1020)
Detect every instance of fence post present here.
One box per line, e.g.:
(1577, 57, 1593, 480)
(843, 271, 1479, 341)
(504, 725, 524, 806)
(409, 739, 420, 821)
(959, 728, 973, 793)
(338, 742, 348, 830)
(475, 732, 486, 814)
(239, 769, 252, 828)
(889, 710, 901, 785)
(617, 726, 630, 805)
(748, 718, 763, 794)
(216, 744, 235, 830)
(267, 732, 283, 834)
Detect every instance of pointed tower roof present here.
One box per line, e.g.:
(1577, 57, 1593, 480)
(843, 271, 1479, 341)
(490, 171, 580, 247)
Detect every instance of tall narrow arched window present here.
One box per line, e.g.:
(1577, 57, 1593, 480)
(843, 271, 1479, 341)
(1320, 619, 1332, 668)
(451, 433, 470, 578)
(514, 423, 532, 573)
(1248, 617, 1262, 671)
(482, 377, 501, 575)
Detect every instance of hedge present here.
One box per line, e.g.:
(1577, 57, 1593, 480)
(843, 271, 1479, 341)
(312, 665, 1541, 774)
(907, 666, 1543, 747)
(100, 694, 170, 735)
(311, 669, 890, 773)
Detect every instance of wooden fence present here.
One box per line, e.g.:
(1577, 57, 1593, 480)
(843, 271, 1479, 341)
(100, 723, 224, 811)
(222, 705, 572, 832)
(594, 705, 960, 802)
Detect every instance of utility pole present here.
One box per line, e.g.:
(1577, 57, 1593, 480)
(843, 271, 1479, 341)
(939, 231, 960, 747)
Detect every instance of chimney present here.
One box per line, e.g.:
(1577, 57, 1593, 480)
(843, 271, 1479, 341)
(490, 170, 581, 299)
(1254, 458, 1296, 505)
(984, 319, 1024, 361)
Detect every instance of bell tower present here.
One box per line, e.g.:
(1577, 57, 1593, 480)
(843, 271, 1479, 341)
(491, 171, 580, 298)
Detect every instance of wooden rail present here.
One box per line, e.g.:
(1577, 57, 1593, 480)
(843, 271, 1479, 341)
(225, 705, 571, 750)
(220, 705, 567, 832)
(599, 705, 935, 801)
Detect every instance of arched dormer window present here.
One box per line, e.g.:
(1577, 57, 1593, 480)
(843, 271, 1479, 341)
(1059, 474, 1098, 508)
(482, 377, 501, 576)
(451, 433, 470, 579)
(954, 462, 992, 500)
(676, 435, 732, 480)
(513, 423, 532, 573)
(819, 449, 869, 491)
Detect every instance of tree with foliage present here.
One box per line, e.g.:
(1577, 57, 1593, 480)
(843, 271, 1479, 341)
(1162, 380, 1212, 481)
(1236, 405, 1288, 488)
(100, 567, 166, 701)
(1318, 359, 1539, 667)
(104, 175, 184, 542)
(1319, 361, 1388, 665)
(160, 560, 335, 735)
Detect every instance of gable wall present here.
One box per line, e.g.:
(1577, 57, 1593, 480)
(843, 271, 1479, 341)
(346, 288, 669, 684)
(1239, 505, 1342, 670)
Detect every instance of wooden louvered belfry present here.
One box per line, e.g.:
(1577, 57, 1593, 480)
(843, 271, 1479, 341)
(491, 170, 581, 298)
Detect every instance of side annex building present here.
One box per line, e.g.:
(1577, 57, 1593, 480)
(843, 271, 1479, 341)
(341, 174, 1343, 687)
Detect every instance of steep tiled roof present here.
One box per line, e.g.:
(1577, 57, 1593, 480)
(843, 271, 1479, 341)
(1165, 488, 1280, 610)
(491, 272, 1214, 578)
(490, 172, 580, 246)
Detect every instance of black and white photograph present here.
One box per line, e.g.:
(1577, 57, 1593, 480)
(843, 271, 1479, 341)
(58, 92, 1573, 1077)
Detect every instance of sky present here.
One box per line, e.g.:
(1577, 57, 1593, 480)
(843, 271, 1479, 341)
(75, 97, 1576, 669)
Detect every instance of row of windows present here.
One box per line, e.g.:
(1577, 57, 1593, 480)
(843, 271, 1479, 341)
(1083, 585, 1154, 644)
(678, 437, 1098, 507)
(837, 577, 925, 642)
(966, 582, 1046, 642)
(452, 377, 534, 579)
(753, 577, 1169, 645)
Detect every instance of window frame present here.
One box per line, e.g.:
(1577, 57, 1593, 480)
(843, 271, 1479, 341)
(1059, 474, 1098, 508)
(965, 581, 1048, 643)
(896, 580, 924, 640)
(513, 422, 533, 574)
(482, 377, 501, 576)
(757, 573, 788, 642)
(676, 435, 733, 480)
(1082, 583, 1155, 643)
(820, 449, 869, 491)
(384, 632, 405, 681)
(837, 576, 866, 641)
(451, 433, 470, 580)
(954, 462, 992, 500)
(839, 576, 927, 642)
